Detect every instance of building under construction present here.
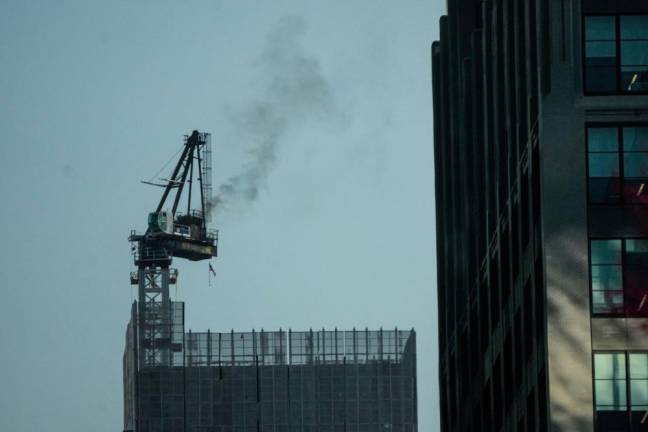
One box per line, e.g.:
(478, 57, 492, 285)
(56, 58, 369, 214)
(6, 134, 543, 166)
(123, 131, 418, 432)
(123, 315, 417, 431)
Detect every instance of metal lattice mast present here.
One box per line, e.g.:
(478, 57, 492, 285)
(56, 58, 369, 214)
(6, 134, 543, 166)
(130, 246, 178, 368)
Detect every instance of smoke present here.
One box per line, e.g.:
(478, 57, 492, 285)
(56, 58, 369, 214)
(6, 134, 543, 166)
(208, 16, 342, 215)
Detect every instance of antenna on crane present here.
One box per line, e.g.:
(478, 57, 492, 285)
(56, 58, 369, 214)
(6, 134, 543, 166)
(201, 133, 213, 222)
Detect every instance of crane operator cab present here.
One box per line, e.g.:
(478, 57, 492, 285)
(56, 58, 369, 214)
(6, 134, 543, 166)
(143, 209, 216, 261)
(148, 210, 198, 238)
(148, 210, 173, 234)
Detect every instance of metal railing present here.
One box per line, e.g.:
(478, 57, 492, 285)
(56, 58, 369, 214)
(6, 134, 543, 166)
(133, 246, 171, 263)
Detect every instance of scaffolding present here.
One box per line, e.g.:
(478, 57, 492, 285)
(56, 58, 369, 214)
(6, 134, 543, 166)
(183, 328, 414, 366)
(289, 328, 415, 365)
(185, 330, 287, 367)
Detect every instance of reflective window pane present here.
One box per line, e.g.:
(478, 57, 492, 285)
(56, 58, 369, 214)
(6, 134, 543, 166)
(632, 381, 648, 406)
(621, 128, 648, 202)
(587, 42, 618, 65)
(589, 128, 620, 152)
(626, 295, 648, 317)
(595, 353, 627, 379)
(595, 352, 648, 432)
(589, 153, 620, 177)
(624, 128, 648, 152)
(592, 291, 625, 315)
(622, 67, 648, 92)
(625, 241, 648, 316)
(585, 16, 618, 93)
(621, 16, 648, 40)
(595, 379, 627, 408)
(624, 267, 648, 317)
(624, 179, 648, 203)
(595, 351, 630, 431)
(621, 16, 648, 93)
(621, 41, 648, 67)
(591, 265, 622, 291)
(586, 16, 616, 41)
(591, 240, 622, 265)
(630, 354, 648, 379)
(624, 153, 648, 178)
(584, 15, 648, 94)
(626, 240, 648, 254)
(587, 66, 619, 92)
(589, 178, 622, 203)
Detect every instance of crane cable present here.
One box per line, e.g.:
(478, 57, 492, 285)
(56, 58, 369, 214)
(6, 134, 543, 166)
(146, 144, 185, 184)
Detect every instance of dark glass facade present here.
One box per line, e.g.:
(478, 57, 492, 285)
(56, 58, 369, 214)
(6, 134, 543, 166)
(432, 0, 550, 430)
(123, 305, 417, 432)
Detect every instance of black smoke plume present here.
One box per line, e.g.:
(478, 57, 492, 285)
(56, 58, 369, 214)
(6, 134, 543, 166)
(208, 16, 341, 215)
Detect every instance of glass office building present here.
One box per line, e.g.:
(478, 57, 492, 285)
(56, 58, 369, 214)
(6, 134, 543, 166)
(432, 0, 648, 431)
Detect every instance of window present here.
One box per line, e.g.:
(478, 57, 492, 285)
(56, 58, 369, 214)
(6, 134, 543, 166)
(624, 127, 648, 202)
(594, 352, 648, 432)
(591, 239, 624, 315)
(585, 16, 618, 93)
(625, 240, 648, 318)
(587, 126, 648, 204)
(584, 15, 648, 94)
(594, 353, 627, 431)
(621, 16, 648, 92)
(590, 239, 648, 317)
(630, 354, 648, 429)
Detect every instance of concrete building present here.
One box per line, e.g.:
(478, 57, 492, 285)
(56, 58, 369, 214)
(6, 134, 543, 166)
(122, 301, 417, 432)
(432, 1, 648, 431)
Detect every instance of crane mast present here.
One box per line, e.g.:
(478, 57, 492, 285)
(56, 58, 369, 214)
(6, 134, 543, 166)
(129, 130, 217, 368)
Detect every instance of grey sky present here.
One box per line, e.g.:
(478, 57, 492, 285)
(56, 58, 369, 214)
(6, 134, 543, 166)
(0, 1, 444, 431)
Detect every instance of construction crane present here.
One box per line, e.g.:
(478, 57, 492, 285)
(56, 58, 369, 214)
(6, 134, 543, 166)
(129, 130, 217, 368)
(130, 130, 217, 262)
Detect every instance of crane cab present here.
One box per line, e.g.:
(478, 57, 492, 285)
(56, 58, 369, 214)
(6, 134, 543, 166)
(138, 210, 217, 262)
(148, 211, 174, 234)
